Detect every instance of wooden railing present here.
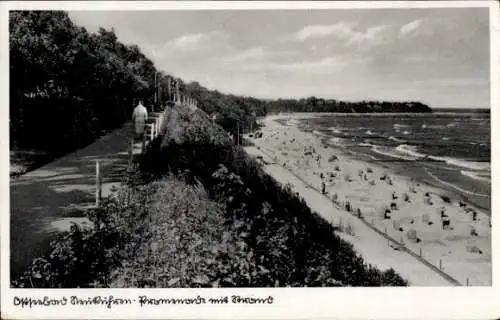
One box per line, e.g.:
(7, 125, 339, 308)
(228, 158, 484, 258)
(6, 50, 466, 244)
(142, 110, 167, 152)
(95, 105, 170, 208)
(94, 94, 200, 207)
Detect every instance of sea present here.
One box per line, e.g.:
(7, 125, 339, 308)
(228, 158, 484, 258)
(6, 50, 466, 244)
(285, 109, 491, 212)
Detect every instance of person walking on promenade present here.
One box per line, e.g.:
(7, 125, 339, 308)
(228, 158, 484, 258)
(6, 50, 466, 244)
(132, 99, 148, 141)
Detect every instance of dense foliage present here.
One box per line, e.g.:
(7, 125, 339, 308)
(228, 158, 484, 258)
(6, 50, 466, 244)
(181, 84, 432, 138)
(10, 11, 162, 153)
(12, 171, 258, 288)
(263, 97, 432, 113)
(181, 82, 265, 137)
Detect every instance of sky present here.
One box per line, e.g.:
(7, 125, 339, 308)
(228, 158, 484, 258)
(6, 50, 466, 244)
(68, 8, 491, 108)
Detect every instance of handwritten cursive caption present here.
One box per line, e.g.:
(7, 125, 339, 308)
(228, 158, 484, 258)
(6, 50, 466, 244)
(13, 295, 275, 309)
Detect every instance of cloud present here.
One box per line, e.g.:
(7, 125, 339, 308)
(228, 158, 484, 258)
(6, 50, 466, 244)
(293, 22, 393, 51)
(151, 30, 231, 60)
(168, 31, 229, 50)
(345, 25, 391, 47)
(273, 56, 359, 73)
(219, 46, 272, 63)
(399, 19, 423, 38)
(294, 22, 355, 41)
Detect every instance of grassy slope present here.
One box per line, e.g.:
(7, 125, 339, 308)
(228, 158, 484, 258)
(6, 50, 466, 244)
(13, 104, 408, 288)
(139, 104, 408, 287)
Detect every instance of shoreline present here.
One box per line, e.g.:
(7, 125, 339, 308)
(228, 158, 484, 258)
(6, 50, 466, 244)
(296, 115, 491, 213)
(335, 145, 491, 214)
(246, 114, 491, 286)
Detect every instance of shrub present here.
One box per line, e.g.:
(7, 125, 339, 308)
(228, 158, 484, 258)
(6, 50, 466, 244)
(16, 104, 409, 288)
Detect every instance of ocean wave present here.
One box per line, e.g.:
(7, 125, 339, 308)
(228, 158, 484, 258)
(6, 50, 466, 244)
(393, 123, 410, 128)
(403, 131, 411, 135)
(442, 137, 450, 141)
(446, 122, 457, 127)
(328, 127, 343, 134)
(421, 122, 450, 129)
(395, 144, 426, 158)
(395, 144, 491, 171)
(371, 146, 416, 161)
(358, 142, 374, 147)
(286, 119, 300, 126)
(425, 169, 489, 197)
(461, 170, 491, 182)
(438, 157, 490, 171)
(329, 137, 345, 144)
(365, 130, 375, 135)
(312, 130, 323, 136)
(388, 136, 403, 143)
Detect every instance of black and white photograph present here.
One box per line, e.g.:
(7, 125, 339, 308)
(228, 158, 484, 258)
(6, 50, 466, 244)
(1, 1, 499, 319)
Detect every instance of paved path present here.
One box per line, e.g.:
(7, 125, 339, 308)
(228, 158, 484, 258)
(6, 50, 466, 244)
(10, 122, 145, 279)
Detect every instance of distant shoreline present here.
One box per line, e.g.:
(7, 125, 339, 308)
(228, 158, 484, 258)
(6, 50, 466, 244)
(268, 110, 489, 117)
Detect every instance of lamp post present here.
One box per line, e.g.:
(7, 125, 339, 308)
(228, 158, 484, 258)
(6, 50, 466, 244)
(153, 71, 158, 112)
(237, 120, 240, 146)
(251, 111, 256, 133)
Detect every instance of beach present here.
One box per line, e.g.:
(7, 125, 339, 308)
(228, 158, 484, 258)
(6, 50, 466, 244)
(245, 114, 491, 286)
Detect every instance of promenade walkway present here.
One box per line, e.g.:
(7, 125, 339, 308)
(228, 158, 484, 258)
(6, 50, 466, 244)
(10, 121, 149, 280)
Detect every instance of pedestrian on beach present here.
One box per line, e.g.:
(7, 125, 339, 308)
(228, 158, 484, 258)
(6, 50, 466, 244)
(440, 206, 446, 218)
(132, 99, 148, 141)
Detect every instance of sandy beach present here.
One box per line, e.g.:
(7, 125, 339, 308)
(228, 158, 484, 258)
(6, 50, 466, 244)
(245, 114, 491, 286)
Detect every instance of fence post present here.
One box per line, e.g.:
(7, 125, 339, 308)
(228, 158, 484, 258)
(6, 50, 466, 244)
(466, 278, 469, 286)
(95, 160, 102, 207)
(419, 246, 422, 257)
(439, 259, 442, 270)
(150, 124, 155, 142)
(128, 139, 133, 170)
(142, 129, 147, 154)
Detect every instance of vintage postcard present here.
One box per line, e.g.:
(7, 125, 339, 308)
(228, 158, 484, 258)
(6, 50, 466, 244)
(1, 1, 499, 319)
